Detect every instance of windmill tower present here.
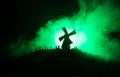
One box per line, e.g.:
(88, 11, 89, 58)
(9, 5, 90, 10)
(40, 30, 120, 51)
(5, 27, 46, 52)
(59, 27, 76, 50)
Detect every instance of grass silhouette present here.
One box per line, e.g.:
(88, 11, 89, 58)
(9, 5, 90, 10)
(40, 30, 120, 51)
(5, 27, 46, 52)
(2, 49, 120, 75)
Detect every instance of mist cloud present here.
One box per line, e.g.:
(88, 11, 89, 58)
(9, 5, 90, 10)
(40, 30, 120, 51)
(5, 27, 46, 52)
(9, 0, 120, 61)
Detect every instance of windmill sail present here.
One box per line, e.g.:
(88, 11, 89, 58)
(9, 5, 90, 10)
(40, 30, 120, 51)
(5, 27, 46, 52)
(59, 27, 76, 50)
(59, 35, 65, 41)
(62, 27, 68, 35)
(68, 30, 76, 36)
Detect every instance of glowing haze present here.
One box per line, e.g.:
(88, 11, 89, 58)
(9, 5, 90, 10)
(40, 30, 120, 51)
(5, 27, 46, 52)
(10, 0, 120, 61)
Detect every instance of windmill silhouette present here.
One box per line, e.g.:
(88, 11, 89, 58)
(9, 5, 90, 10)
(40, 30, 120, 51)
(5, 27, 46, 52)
(59, 27, 76, 50)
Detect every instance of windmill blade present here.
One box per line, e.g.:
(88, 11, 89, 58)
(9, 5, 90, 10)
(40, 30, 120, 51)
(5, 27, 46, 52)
(68, 30, 76, 36)
(59, 35, 65, 41)
(62, 27, 68, 34)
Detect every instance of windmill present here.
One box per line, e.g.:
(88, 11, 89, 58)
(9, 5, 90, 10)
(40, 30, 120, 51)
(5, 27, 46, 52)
(59, 27, 76, 50)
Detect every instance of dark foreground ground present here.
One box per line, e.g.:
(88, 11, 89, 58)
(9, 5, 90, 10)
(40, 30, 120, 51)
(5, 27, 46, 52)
(1, 49, 120, 76)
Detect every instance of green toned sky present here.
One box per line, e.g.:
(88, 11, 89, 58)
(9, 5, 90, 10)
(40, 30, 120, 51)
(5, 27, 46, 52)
(9, 0, 120, 61)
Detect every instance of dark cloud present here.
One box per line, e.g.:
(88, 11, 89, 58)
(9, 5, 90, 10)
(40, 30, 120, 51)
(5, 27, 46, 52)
(111, 0, 120, 7)
(2, 0, 79, 58)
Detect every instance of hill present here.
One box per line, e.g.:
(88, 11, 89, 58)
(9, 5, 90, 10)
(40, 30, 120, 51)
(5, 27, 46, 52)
(1, 49, 120, 76)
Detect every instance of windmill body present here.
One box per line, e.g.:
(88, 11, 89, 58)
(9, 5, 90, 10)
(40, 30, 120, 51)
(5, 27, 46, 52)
(59, 27, 76, 50)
